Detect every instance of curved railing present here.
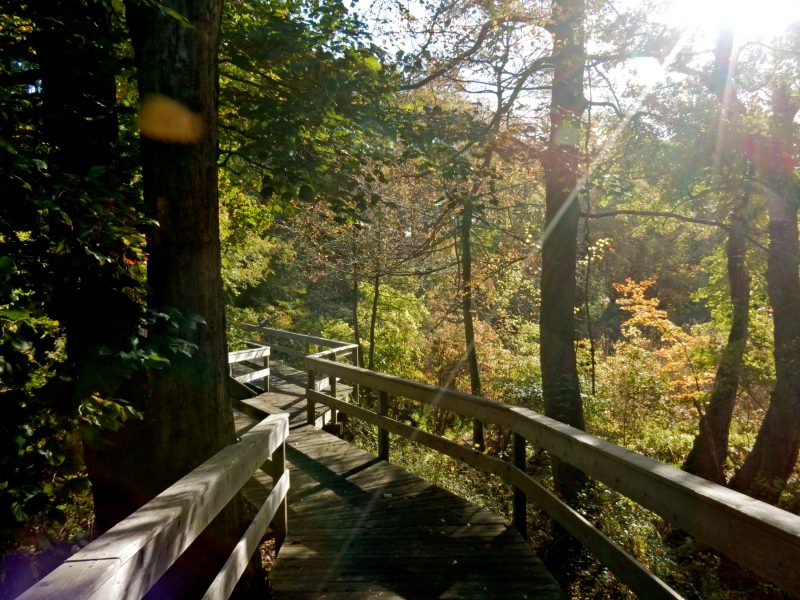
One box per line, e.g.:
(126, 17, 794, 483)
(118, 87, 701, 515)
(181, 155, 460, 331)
(292, 343, 800, 599)
(19, 414, 290, 600)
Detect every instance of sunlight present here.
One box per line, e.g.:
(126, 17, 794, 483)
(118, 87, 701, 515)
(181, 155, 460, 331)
(662, 0, 800, 40)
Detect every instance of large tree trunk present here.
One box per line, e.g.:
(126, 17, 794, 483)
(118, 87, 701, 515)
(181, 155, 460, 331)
(730, 88, 800, 503)
(540, 0, 587, 504)
(84, 2, 264, 595)
(460, 194, 485, 450)
(129, 0, 233, 499)
(683, 195, 750, 482)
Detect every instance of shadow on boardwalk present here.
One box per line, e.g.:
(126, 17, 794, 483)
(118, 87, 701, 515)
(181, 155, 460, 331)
(237, 362, 562, 600)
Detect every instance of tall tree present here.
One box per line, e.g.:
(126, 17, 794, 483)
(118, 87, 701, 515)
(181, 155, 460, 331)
(730, 85, 800, 502)
(682, 29, 752, 484)
(540, 0, 587, 503)
(82, 1, 262, 594)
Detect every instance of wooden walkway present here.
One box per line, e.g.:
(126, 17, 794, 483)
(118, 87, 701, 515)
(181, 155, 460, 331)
(235, 363, 562, 599)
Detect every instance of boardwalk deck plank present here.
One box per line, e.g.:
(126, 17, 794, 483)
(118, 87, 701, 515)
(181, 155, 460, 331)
(236, 363, 562, 599)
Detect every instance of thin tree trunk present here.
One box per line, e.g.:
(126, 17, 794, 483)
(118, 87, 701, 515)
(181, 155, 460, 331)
(461, 194, 485, 450)
(582, 217, 596, 396)
(540, 0, 587, 504)
(368, 274, 380, 371)
(353, 270, 363, 367)
(683, 194, 750, 483)
(730, 88, 800, 502)
(352, 236, 363, 367)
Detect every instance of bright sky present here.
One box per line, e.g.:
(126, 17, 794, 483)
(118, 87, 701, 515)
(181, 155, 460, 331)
(659, 0, 800, 41)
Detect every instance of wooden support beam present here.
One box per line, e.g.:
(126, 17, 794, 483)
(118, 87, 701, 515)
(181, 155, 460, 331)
(378, 391, 390, 461)
(512, 433, 526, 538)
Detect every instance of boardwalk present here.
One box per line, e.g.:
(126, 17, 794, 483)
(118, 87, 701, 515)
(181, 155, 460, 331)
(235, 362, 562, 599)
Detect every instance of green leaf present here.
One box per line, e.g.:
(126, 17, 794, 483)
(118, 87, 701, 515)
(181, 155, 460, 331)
(363, 56, 382, 72)
(11, 502, 27, 523)
(0, 308, 30, 322)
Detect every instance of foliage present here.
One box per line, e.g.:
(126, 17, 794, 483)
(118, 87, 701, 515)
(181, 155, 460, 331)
(219, 0, 395, 218)
(357, 281, 428, 380)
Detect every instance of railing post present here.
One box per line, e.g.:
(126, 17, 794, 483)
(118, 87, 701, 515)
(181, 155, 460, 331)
(267, 436, 287, 549)
(351, 346, 360, 404)
(512, 433, 527, 538)
(329, 353, 337, 426)
(307, 369, 316, 426)
(264, 352, 270, 392)
(378, 391, 390, 461)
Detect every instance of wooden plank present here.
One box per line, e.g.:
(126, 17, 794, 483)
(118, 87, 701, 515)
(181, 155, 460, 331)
(306, 357, 800, 596)
(228, 346, 270, 364)
(378, 390, 389, 461)
(273, 438, 562, 599)
(268, 344, 306, 359)
(254, 372, 561, 600)
(19, 414, 289, 600)
(241, 324, 353, 349)
(234, 368, 270, 384)
(202, 471, 289, 600)
(512, 433, 526, 537)
(307, 390, 678, 599)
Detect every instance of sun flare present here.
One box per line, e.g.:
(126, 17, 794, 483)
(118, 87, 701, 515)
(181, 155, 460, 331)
(662, 0, 800, 40)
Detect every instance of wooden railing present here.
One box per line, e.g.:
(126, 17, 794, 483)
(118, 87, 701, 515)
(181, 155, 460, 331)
(228, 344, 270, 391)
(301, 347, 800, 599)
(19, 414, 290, 600)
(242, 323, 359, 398)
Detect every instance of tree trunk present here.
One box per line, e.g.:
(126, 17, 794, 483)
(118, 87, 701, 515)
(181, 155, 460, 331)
(352, 253, 363, 367)
(730, 88, 800, 503)
(540, 0, 587, 504)
(682, 29, 751, 484)
(460, 194, 485, 450)
(368, 274, 380, 371)
(85, 2, 264, 595)
(683, 194, 750, 483)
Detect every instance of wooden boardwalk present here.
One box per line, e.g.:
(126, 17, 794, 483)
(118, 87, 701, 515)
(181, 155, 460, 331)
(235, 362, 562, 599)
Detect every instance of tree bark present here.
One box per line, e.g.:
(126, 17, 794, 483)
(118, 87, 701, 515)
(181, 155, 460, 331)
(352, 234, 363, 367)
(540, 0, 587, 504)
(36, 0, 142, 409)
(730, 88, 800, 503)
(84, 2, 264, 595)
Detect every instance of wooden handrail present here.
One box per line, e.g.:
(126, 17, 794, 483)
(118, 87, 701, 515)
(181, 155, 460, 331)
(19, 414, 290, 600)
(242, 323, 355, 349)
(228, 345, 270, 391)
(243, 324, 359, 400)
(304, 356, 800, 598)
